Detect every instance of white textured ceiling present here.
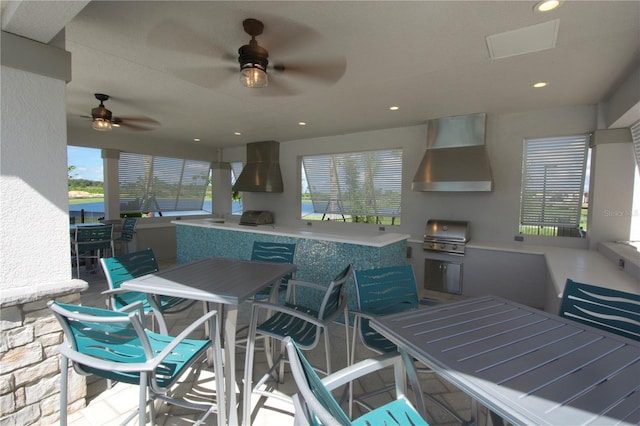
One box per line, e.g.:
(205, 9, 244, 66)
(40, 1, 640, 149)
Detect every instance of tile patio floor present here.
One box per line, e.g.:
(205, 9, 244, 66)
(63, 261, 486, 426)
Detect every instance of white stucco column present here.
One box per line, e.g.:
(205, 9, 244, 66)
(211, 161, 232, 218)
(0, 64, 74, 287)
(588, 140, 636, 250)
(102, 149, 120, 221)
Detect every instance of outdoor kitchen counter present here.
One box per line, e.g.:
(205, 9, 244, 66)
(468, 240, 639, 312)
(172, 218, 409, 247)
(173, 219, 410, 311)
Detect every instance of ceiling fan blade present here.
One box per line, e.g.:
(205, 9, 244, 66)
(251, 77, 301, 97)
(168, 65, 236, 90)
(114, 121, 156, 131)
(113, 116, 160, 125)
(249, 14, 322, 56)
(147, 19, 233, 59)
(272, 58, 347, 85)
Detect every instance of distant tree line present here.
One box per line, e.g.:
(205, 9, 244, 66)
(68, 165, 103, 193)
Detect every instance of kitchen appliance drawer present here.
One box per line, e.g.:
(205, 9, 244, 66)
(424, 258, 462, 294)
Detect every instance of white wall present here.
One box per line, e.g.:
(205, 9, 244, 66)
(231, 104, 613, 247)
(0, 66, 71, 288)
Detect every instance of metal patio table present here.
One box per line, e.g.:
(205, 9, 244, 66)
(121, 256, 296, 425)
(370, 295, 640, 426)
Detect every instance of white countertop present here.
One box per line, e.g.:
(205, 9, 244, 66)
(173, 219, 410, 248)
(469, 240, 639, 297)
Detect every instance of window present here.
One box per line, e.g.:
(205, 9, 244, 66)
(119, 152, 211, 217)
(67, 146, 105, 223)
(520, 135, 589, 237)
(230, 161, 243, 215)
(301, 149, 402, 224)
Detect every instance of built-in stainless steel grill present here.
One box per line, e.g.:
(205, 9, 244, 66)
(423, 219, 469, 255)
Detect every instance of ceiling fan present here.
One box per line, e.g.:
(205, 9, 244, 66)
(236, 18, 346, 92)
(146, 16, 347, 95)
(84, 93, 159, 131)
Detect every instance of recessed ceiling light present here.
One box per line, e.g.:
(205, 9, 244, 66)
(193, 138, 201, 142)
(234, 132, 242, 136)
(533, 81, 548, 88)
(535, 0, 561, 13)
(298, 122, 307, 126)
(389, 106, 399, 111)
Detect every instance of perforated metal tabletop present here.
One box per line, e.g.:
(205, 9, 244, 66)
(371, 295, 640, 425)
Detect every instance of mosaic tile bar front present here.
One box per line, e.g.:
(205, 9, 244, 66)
(175, 224, 408, 315)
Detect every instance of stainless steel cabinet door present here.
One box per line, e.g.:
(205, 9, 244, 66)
(424, 259, 462, 294)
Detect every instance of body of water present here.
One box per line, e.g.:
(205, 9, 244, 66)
(70, 200, 317, 217)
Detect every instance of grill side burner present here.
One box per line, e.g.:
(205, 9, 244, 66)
(423, 219, 469, 255)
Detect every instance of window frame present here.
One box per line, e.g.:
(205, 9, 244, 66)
(519, 134, 589, 237)
(300, 148, 403, 225)
(118, 152, 212, 217)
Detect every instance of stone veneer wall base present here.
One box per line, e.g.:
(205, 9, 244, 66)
(0, 279, 88, 425)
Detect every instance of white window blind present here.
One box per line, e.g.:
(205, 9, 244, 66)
(119, 153, 211, 213)
(520, 135, 588, 227)
(631, 120, 640, 171)
(230, 162, 244, 184)
(302, 149, 402, 218)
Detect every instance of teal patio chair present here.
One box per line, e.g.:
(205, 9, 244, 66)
(285, 336, 429, 426)
(115, 217, 138, 254)
(48, 300, 225, 426)
(71, 224, 114, 278)
(350, 265, 465, 422)
(100, 248, 196, 334)
(243, 264, 353, 425)
(250, 241, 296, 300)
(236, 241, 297, 347)
(560, 279, 640, 341)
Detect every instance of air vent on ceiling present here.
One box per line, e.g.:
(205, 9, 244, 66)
(486, 19, 559, 60)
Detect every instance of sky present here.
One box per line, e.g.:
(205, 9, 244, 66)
(67, 146, 103, 182)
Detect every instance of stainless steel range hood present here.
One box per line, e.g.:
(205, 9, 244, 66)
(412, 113, 494, 192)
(233, 140, 284, 193)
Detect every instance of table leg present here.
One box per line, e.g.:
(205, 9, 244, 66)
(400, 349, 427, 418)
(224, 304, 239, 426)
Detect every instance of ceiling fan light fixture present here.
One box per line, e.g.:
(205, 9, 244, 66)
(91, 93, 113, 131)
(240, 65, 268, 88)
(238, 19, 269, 88)
(92, 117, 112, 131)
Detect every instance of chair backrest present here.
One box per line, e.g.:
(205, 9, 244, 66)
(119, 218, 138, 241)
(48, 300, 151, 384)
(251, 241, 296, 282)
(353, 264, 419, 353)
(559, 279, 640, 341)
(318, 264, 353, 321)
(100, 248, 159, 309)
(73, 224, 113, 251)
(284, 336, 352, 426)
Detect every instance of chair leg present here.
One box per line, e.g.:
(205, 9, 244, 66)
(242, 305, 259, 426)
(75, 254, 81, 279)
(140, 373, 149, 426)
(324, 327, 332, 375)
(343, 306, 350, 367)
(278, 339, 286, 384)
(348, 315, 360, 418)
(59, 355, 68, 426)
